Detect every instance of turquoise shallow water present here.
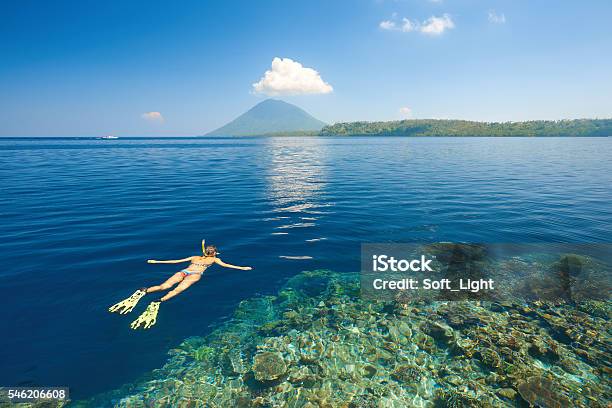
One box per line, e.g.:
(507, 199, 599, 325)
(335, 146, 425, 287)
(86, 267, 610, 407)
(0, 136, 610, 401)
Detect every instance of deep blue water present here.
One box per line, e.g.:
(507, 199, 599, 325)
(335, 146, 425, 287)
(0, 136, 610, 399)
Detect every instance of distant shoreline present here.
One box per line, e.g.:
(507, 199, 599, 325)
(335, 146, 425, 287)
(2, 118, 611, 138)
(208, 116, 612, 137)
(213, 117, 612, 137)
(317, 118, 612, 138)
(1, 134, 610, 139)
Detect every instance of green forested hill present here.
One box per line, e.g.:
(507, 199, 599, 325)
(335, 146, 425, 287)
(319, 119, 612, 137)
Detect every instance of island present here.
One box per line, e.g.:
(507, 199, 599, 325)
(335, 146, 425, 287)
(319, 118, 612, 137)
(204, 99, 611, 137)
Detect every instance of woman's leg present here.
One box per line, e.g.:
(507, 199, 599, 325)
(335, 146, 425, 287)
(146, 272, 184, 293)
(160, 274, 200, 302)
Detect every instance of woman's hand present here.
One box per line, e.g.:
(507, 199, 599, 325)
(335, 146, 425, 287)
(147, 260, 157, 264)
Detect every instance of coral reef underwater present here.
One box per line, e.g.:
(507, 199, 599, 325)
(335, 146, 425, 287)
(76, 257, 610, 408)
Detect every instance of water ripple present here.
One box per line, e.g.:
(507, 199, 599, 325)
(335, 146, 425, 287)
(0, 136, 610, 399)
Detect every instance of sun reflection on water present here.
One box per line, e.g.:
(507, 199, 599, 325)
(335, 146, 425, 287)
(263, 137, 332, 255)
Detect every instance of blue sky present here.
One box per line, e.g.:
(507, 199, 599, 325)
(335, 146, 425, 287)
(1, 0, 611, 136)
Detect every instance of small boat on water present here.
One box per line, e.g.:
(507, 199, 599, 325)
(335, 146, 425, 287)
(100, 135, 119, 139)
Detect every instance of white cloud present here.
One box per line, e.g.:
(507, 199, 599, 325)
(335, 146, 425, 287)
(381, 18, 417, 32)
(401, 18, 418, 32)
(488, 10, 506, 24)
(379, 14, 455, 36)
(252, 57, 333, 96)
(379, 20, 397, 30)
(399, 107, 412, 117)
(141, 111, 164, 122)
(420, 14, 455, 35)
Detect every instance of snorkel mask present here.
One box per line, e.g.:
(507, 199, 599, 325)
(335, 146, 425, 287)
(202, 239, 219, 257)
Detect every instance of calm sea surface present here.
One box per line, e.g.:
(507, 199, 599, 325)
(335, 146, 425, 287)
(0, 136, 610, 399)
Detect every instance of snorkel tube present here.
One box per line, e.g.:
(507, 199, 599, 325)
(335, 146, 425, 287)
(202, 239, 220, 257)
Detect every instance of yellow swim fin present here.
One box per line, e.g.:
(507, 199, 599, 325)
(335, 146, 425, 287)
(108, 288, 147, 314)
(130, 301, 161, 330)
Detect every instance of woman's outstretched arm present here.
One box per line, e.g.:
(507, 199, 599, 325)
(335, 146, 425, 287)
(214, 258, 252, 270)
(148, 257, 194, 264)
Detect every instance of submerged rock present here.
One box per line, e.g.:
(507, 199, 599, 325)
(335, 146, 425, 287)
(479, 348, 502, 369)
(421, 320, 454, 343)
(81, 268, 611, 408)
(252, 351, 288, 381)
(517, 376, 572, 407)
(496, 387, 517, 400)
(435, 389, 483, 408)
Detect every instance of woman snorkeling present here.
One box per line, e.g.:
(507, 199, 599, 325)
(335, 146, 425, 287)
(109, 240, 252, 329)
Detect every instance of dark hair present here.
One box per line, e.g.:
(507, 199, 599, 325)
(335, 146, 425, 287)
(205, 245, 217, 256)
